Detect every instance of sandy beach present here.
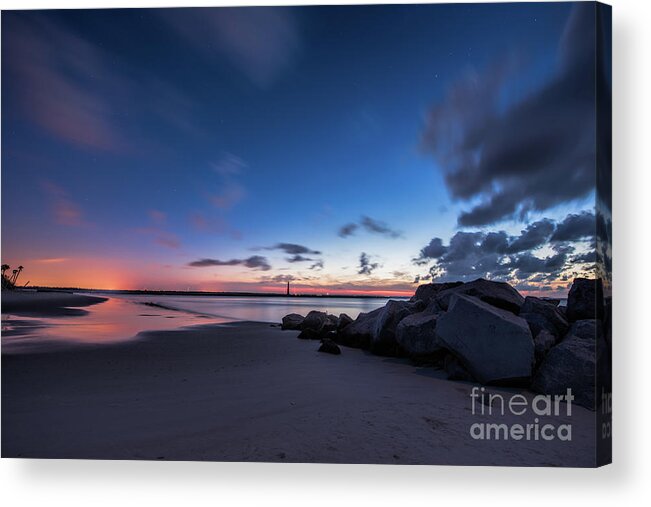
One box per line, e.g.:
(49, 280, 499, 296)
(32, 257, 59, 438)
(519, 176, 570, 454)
(2, 313, 596, 466)
(2, 291, 107, 316)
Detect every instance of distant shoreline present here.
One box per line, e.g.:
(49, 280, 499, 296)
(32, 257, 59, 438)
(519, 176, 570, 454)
(25, 287, 406, 299)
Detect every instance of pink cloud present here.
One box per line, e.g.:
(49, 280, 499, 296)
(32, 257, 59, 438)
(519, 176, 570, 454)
(5, 18, 124, 151)
(41, 181, 88, 227)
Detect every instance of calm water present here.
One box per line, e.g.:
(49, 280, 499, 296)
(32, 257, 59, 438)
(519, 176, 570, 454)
(1, 294, 396, 352)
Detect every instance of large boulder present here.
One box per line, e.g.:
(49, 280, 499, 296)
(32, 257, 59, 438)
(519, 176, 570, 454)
(395, 311, 445, 358)
(520, 296, 569, 338)
(566, 278, 604, 322)
(532, 335, 598, 410)
(337, 307, 383, 349)
(568, 319, 603, 342)
(443, 354, 474, 381)
(434, 278, 525, 314)
(302, 310, 329, 332)
(337, 313, 353, 332)
(435, 294, 534, 384)
(410, 281, 464, 306)
(281, 313, 304, 330)
(534, 330, 557, 365)
(371, 300, 423, 355)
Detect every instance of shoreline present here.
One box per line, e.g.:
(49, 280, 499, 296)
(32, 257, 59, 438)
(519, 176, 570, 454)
(1, 320, 596, 465)
(1, 290, 108, 317)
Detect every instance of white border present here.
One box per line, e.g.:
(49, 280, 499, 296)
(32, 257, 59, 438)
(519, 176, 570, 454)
(1, 0, 650, 505)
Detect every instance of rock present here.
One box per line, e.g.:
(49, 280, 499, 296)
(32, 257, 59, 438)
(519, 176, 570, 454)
(566, 278, 604, 322)
(337, 313, 353, 332)
(395, 311, 444, 358)
(323, 314, 339, 332)
(337, 307, 383, 349)
(371, 300, 423, 355)
(541, 298, 561, 307)
(520, 296, 569, 338)
(534, 330, 556, 365)
(410, 281, 464, 306)
(532, 335, 598, 410)
(435, 294, 534, 384)
(298, 328, 334, 340)
(568, 319, 603, 342)
(318, 339, 341, 355)
(444, 354, 474, 381)
(435, 278, 525, 314)
(281, 313, 304, 330)
(302, 310, 329, 332)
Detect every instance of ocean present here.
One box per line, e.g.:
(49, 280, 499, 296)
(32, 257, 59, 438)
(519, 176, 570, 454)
(1, 293, 398, 352)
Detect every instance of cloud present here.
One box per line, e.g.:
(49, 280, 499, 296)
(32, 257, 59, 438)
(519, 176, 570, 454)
(188, 255, 271, 271)
(358, 252, 380, 276)
(338, 216, 401, 239)
(309, 260, 324, 270)
(261, 243, 321, 256)
(4, 15, 125, 151)
(338, 223, 358, 238)
(286, 254, 315, 263)
(154, 234, 181, 249)
(414, 211, 596, 285)
(550, 210, 595, 242)
(421, 4, 605, 226)
(160, 8, 301, 88)
(41, 181, 87, 227)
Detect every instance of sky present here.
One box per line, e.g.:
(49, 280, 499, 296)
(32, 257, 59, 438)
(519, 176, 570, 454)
(1, 3, 610, 296)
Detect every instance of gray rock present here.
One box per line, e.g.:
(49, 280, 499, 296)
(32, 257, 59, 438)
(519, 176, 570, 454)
(444, 354, 474, 381)
(281, 313, 304, 330)
(520, 296, 569, 338)
(532, 335, 598, 410)
(566, 278, 604, 322)
(371, 300, 423, 355)
(568, 319, 603, 342)
(337, 313, 353, 332)
(302, 310, 329, 332)
(436, 294, 534, 384)
(534, 330, 557, 365)
(323, 314, 339, 332)
(337, 307, 383, 349)
(318, 339, 341, 355)
(435, 278, 525, 314)
(410, 281, 464, 306)
(395, 311, 444, 358)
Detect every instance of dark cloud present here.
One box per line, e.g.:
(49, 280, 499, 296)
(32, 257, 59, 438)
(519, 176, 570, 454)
(358, 252, 380, 276)
(507, 219, 555, 253)
(413, 211, 597, 285)
(421, 4, 601, 226)
(360, 216, 401, 238)
(271, 243, 320, 255)
(338, 216, 401, 239)
(286, 254, 315, 263)
(338, 223, 358, 238)
(189, 255, 271, 271)
(309, 260, 324, 270)
(550, 211, 595, 242)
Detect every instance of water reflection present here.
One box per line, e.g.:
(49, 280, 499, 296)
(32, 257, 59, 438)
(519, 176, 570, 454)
(1, 297, 230, 353)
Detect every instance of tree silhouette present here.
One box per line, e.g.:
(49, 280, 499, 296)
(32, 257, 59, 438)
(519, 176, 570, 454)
(13, 265, 24, 285)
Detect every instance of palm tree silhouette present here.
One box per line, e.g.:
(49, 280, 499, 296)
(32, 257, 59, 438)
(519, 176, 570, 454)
(1, 264, 9, 278)
(13, 265, 24, 285)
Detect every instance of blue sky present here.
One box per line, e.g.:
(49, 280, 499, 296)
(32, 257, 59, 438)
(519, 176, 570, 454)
(1, 3, 605, 295)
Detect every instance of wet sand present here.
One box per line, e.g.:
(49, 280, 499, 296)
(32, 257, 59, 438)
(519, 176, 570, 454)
(2, 320, 597, 465)
(2, 291, 107, 316)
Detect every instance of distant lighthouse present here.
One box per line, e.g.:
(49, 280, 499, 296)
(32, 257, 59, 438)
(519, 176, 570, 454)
(286, 281, 290, 296)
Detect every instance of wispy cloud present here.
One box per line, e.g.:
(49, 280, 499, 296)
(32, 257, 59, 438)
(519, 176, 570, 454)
(41, 181, 88, 227)
(160, 7, 302, 88)
(338, 216, 402, 239)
